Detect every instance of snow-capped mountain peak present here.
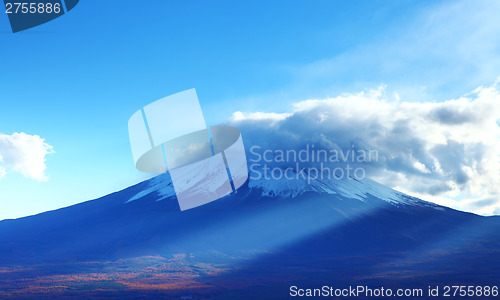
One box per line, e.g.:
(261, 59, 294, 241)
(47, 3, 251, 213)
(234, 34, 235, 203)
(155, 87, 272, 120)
(125, 167, 442, 211)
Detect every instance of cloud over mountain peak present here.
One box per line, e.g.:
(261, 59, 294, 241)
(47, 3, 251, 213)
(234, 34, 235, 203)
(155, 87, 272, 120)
(230, 84, 500, 215)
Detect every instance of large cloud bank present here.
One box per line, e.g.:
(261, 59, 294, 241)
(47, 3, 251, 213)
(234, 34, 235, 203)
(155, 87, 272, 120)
(0, 132, 54, 181)
(229, 85, 500, 215)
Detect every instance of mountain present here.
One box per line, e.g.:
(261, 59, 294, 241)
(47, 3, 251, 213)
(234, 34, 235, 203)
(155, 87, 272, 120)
(0, 172, 499, 299)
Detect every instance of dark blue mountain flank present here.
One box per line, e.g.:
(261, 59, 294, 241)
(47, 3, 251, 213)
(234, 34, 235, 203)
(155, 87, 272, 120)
(0, 173, 499, 299)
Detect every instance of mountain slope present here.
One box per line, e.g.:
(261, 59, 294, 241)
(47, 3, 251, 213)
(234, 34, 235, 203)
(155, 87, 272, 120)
(0, 173, 499, 298)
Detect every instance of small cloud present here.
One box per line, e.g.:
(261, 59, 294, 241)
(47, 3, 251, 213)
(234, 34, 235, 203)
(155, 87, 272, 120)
(0, 132, 54, 181)
(230, 111, 290, 126)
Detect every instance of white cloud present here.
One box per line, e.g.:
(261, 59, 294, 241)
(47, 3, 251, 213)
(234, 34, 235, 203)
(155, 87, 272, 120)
(230, 84, 500, 215)
(231, 111, 290, 126)
(0, 132, 54, 181)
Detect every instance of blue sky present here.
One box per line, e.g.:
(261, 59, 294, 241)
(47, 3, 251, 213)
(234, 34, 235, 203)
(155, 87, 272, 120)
(1, 0, 499, 220)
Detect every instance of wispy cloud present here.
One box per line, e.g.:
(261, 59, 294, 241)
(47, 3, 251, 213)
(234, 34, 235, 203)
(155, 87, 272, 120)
(0, 132, 54, 181)
(230, 84, 500, 215)
(267, 0, 500, 105)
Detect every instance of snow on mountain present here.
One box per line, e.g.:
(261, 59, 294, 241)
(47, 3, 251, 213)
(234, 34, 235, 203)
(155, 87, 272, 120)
(126, 165, 443, 211)
(249, 170, 443, 209)
(126, 175, 175, 203)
